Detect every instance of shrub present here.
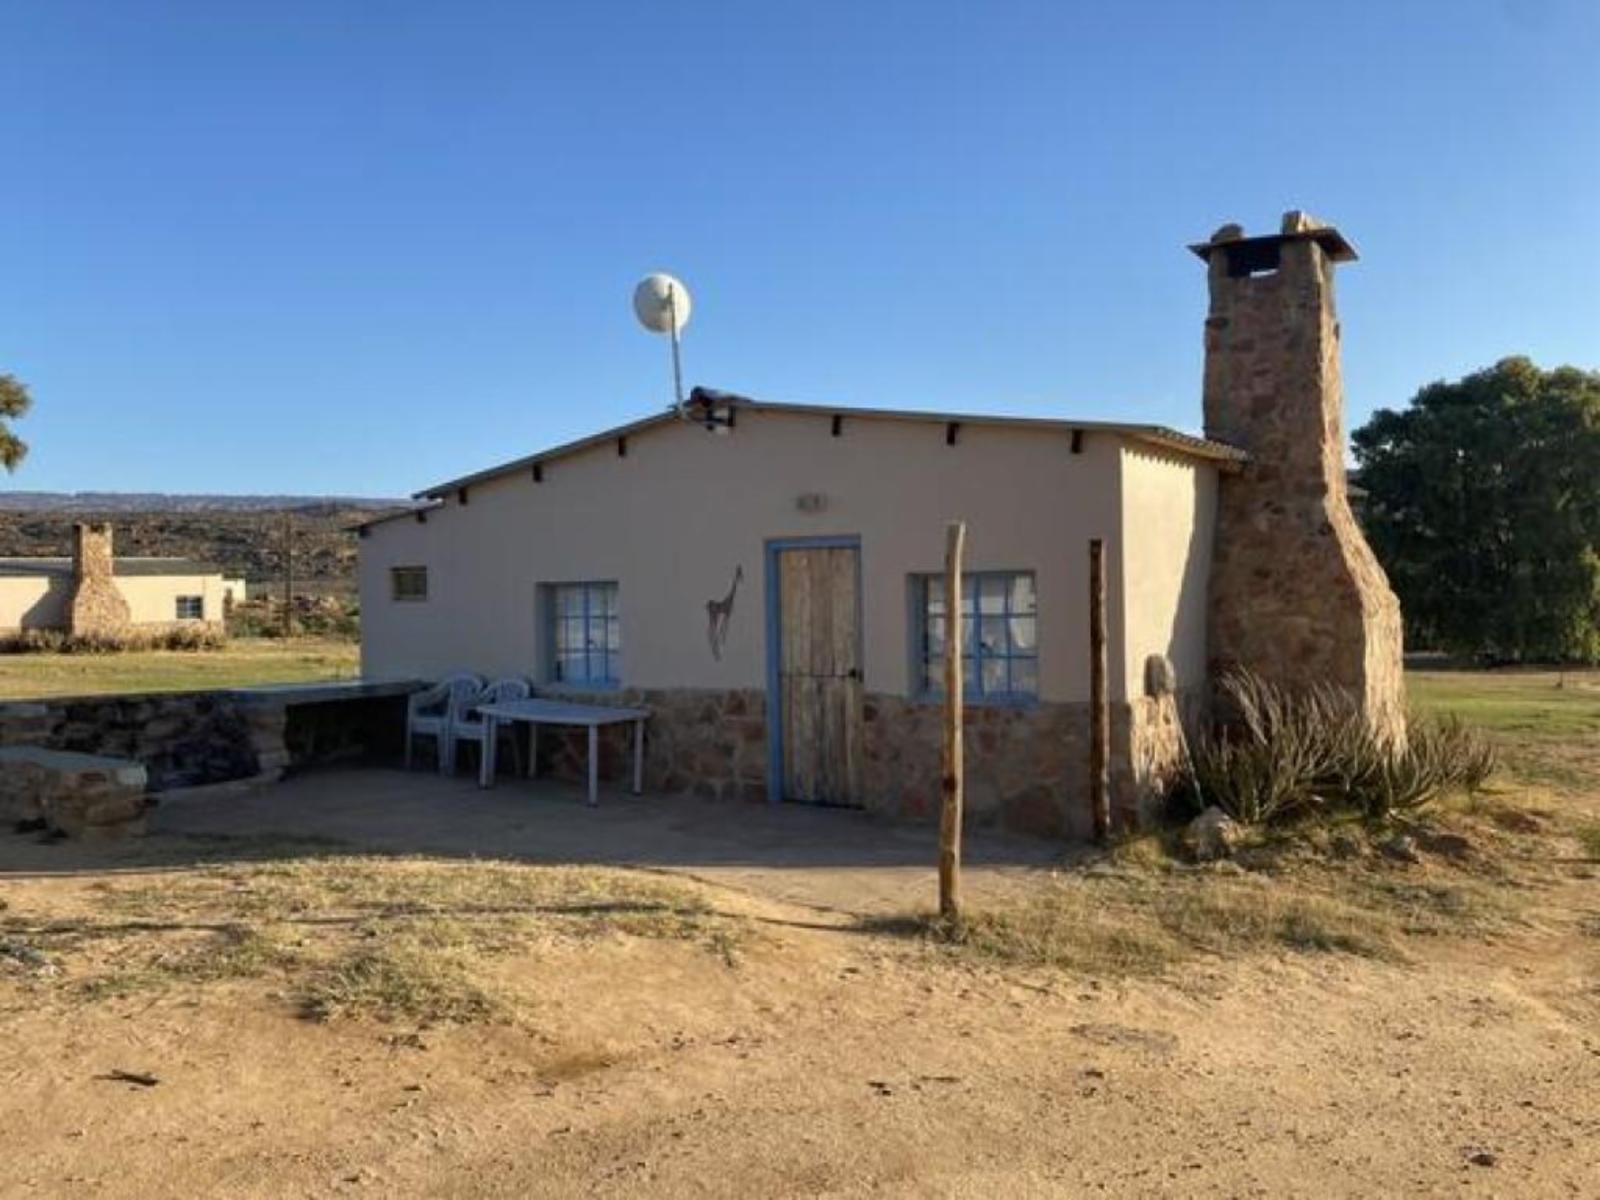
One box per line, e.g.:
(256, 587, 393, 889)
(0, 625, 228, 655)
(227, 595, 359, 641)
(1172, 671, 1498, 827)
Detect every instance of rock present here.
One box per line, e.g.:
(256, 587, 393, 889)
(1465, 1149, 1497, 1168)
(1328, 830, 1364, 860)
(1415, 829, 1474, 861)
(1491, 809, 1543, 834)
(1184, 806, 1244, 862)
(1380, 834, 1420, 864)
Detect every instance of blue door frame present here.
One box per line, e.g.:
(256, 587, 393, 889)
(763, 534, 864, 804)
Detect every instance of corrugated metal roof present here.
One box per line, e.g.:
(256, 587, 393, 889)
(404, 389, 1248, 504)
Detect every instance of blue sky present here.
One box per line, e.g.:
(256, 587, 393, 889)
(2, 0, 1596, 497)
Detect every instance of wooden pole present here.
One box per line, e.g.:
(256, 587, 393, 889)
(1089, 538, 1111, 843)
(939, 521, 966, 922)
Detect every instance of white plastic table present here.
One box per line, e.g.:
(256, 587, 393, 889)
(475, 697, 649, 805)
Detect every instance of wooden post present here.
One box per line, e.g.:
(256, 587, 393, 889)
(1089, 538, 1111, 843)
(939, 521, 966, 922)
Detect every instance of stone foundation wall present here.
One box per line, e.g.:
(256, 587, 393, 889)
(534, 686, 1166, 839)
(1117, 686, 1207, 829)
(531, 687, 769, 803)
(860, 695, 1093, 838)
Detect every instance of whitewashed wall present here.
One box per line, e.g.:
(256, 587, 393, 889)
(1117, 445, 1217, 698)
(361, 410, 1218, 703)
(0, 572, 228, 629)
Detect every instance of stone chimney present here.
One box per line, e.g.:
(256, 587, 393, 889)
(67, 523, 132, 638)
(1193, 211, 1406, 744)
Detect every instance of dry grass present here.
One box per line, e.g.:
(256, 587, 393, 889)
(898, 666, 1594, 979)
(895, 852, 1517, 977)
(3, 855, 734, 1024)
(1576, 823, 1600, 859)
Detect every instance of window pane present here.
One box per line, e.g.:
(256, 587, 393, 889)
(1009, 614, 1038, 653)
(1010, 574, 1037, 615)
(925, 614, 946, 660)
(981, 657, 1008, 696)
(978, 616, 1009, 655)
(961, 575, 978, 614)
(924, 577, 945, 617)
(1010, 657, 1038, 696)
(549, 582, 620, 685)
(978, 575, 1008, 614)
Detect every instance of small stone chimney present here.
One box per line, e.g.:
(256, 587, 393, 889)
(67, 523, 132, 638)
(1194, 211, 1406, 744)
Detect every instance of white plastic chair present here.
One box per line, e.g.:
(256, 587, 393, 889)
(449, 676, 532, 778)
(405, 672, 483, 773)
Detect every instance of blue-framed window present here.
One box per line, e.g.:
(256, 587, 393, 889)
(547, 581, 620, 687)
(915, 571, 1038, 701)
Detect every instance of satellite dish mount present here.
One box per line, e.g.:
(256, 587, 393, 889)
(633, 273, 728, 428)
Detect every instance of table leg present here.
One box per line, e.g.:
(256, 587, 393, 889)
(632, 719, 644, 795)
(586, 725, 599, 806)
(527, 722, 538, 779)
(480, 717, 496, 789)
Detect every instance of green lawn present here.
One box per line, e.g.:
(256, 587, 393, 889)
(1408, 667, 1600, 795)
(0, 638, 361, 700)
(1408, 667, 1600, 738)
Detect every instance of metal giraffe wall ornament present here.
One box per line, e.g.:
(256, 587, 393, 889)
(706, 565, 743, 660)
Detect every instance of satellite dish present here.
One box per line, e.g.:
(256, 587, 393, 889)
(632, 273, 692, 416)
(632, 273, 691, 335)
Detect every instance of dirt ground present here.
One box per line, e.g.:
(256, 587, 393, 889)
(2, 745, 1599, 1196)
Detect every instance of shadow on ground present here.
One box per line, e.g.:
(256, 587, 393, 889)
(0, 766, 1084, 916)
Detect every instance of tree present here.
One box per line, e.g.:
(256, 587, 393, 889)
(1352, 357, 1600, 663)
(0, 374, 31, 470)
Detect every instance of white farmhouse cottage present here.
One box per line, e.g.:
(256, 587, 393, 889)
(359, 214, 1404, 836)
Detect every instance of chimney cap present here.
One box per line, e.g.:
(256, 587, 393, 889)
(1188, 222, 1357, 266)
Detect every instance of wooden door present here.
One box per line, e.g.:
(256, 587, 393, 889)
(776, 545, 864, 807)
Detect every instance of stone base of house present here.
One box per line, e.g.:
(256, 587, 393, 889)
(535, 688, 769, 803)
(528, 685, 1201, 839)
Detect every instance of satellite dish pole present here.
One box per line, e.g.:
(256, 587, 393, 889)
(632, 273, 693, 419)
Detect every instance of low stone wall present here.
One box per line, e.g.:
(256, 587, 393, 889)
(0, 688, 410, 792)
(0, 693, 263, 790)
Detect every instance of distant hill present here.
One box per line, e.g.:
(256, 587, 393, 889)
(0, 492, 406, 514)
(0, 495, 413, 594)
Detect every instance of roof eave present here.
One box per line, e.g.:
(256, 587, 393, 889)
(407, 394, 1248, 499)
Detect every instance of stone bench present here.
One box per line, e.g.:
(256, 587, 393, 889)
(0, 746, 150, 839)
